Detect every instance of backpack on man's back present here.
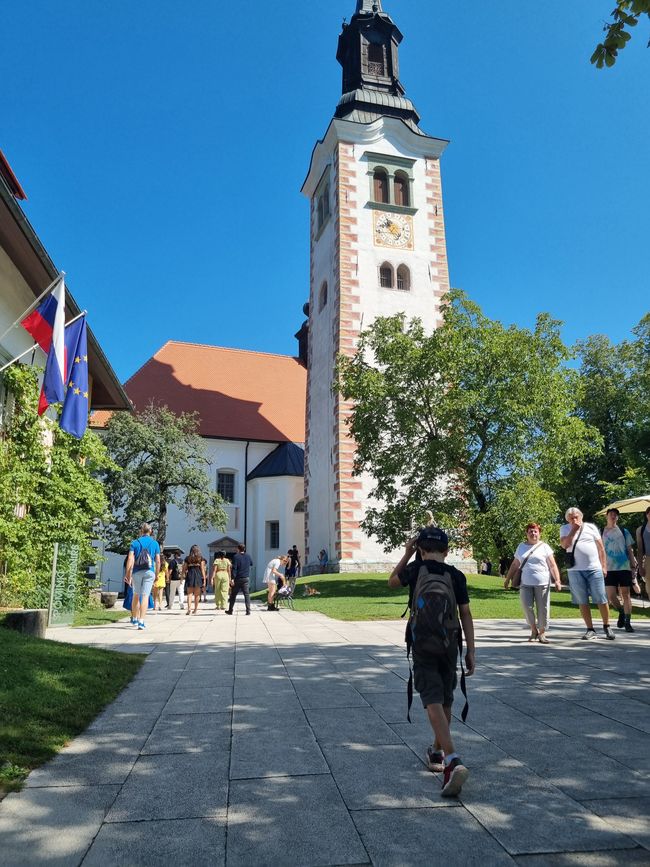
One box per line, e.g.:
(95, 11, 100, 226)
(405, 562, 469, 722)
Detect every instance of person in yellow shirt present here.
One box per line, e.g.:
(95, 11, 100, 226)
(211, 551, 231, 610)
(154, 557, 168, 611)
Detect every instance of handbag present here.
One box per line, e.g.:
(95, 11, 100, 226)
(512, 543, 543, 589)
(122, 584, 133, 610)
(565, 524, 584, 569)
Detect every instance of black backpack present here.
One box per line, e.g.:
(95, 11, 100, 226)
(134, 540, 152, 570)
(405, 562, 469, 723)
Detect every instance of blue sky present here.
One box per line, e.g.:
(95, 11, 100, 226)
(3, 1, 649, 381)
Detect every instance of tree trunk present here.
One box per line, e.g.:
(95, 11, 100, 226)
(157, 498, 168, 549)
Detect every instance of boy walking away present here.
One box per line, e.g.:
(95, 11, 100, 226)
(389, 527, 476, 798)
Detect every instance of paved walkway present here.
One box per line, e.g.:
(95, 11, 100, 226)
(1, 600, 649, 866)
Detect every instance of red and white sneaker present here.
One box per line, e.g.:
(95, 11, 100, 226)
(441, 758, 469, 798)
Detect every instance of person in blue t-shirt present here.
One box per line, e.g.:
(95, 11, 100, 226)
(602, 508, 640, 633)
(125, 523, 161, 630)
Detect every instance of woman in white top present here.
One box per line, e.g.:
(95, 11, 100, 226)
(263, 555, 289, 611)
(504, 523, 562, 643)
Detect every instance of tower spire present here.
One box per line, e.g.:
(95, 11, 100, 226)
(355, 0, 383, 12)
(335, 0, 420, 129)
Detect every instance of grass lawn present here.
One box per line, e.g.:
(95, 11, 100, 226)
(0, 626, 144, 793)
(253, 573, 650, 622)
(73, 607, 130, 627)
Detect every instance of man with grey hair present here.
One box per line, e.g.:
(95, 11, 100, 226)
(560, 507, 614, 640)
(125, 523, 161, 631)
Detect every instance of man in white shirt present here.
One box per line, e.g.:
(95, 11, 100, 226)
(560, 507, 614, 640)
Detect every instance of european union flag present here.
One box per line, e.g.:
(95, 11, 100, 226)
(60, 316, 89, 439)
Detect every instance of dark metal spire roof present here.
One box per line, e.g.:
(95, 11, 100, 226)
(247, 442, 305, 481)
(335, 0, 420, 130)
(356, 0, 383, 13)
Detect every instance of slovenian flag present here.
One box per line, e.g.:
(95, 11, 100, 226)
(21, 277, 66, 355)
(21, 278, 66, 414)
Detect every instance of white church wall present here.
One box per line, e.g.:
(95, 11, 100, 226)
(99, 437, 287, 592)
(248, 476, 305, 590)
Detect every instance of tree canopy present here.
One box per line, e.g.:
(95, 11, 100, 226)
(101, 404, 227, 553)
(558, 313, 650, 515)
(337, 290, 600, 559)
(592, 1, 650, 67)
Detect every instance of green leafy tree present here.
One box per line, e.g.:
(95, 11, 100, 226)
(558, 315, 650, 517)
(592, 1, 650, 67)
(337, 290, 599, 559)
(101, 404, 227, 552)
(0, 365, 114, 607)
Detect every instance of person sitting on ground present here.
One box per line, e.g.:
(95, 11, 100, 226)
(388, 526, 476, 798)
(602, 508, 639, 633)
(504, 523, 562, 643)
(560, 507, 614, 641)
(263, 555, 289, 611)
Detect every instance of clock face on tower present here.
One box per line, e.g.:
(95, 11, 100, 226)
(373, 211, 414, 250)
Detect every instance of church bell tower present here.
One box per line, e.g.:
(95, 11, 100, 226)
(301, 0, 451, 573)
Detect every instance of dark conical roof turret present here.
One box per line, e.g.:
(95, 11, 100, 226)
(335, 0, 420, 130)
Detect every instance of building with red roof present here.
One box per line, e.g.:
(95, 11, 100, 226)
(96, 341, 307, 591)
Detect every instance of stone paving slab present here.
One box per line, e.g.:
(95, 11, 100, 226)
(141, 711, 231, 755)
(229, 721, 329, 779)
(352, 806, 516, 866)
(0, 784, 120, 866)
(2, 606, 648, 866)
(305, 705, 403, 746)
(82, 816, 227, 867)
(105, 752, 229, 822)
(226, 774, 369, 866)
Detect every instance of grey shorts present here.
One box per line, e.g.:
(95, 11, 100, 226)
(132, 569, 155, 601)
(413, 655, 457, 708)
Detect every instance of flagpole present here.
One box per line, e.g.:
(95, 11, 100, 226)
(0, 271, 65, 347)
(0, 310, 86, 374)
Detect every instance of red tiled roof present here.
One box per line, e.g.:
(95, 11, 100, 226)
(0, 149, 27, 200)
(96, 342, 307, 443)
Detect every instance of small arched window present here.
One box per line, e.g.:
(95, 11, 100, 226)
(379, 263, 394, 289)
(373, 168, 389, 204)
(319, 281, 328, 311)
(394, 172, 410, 207)
(368, 42, 386, 76)
(396, 265, 411, 292)
(294, 499, 305, 513)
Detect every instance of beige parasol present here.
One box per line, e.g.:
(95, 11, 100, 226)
(595, 496, 650, 516)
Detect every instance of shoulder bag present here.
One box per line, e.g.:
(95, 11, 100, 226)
(565, 524, 585, 569)
(512, 542, 543, 589)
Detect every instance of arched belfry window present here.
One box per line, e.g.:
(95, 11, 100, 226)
(379, 263, 394, 289)
(367, 42, 386, 76)
(396, 265, 411, 292)
(373, 169, 389, 204)
(394, 172, 410, 208)
(319, 281, 328, 311)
